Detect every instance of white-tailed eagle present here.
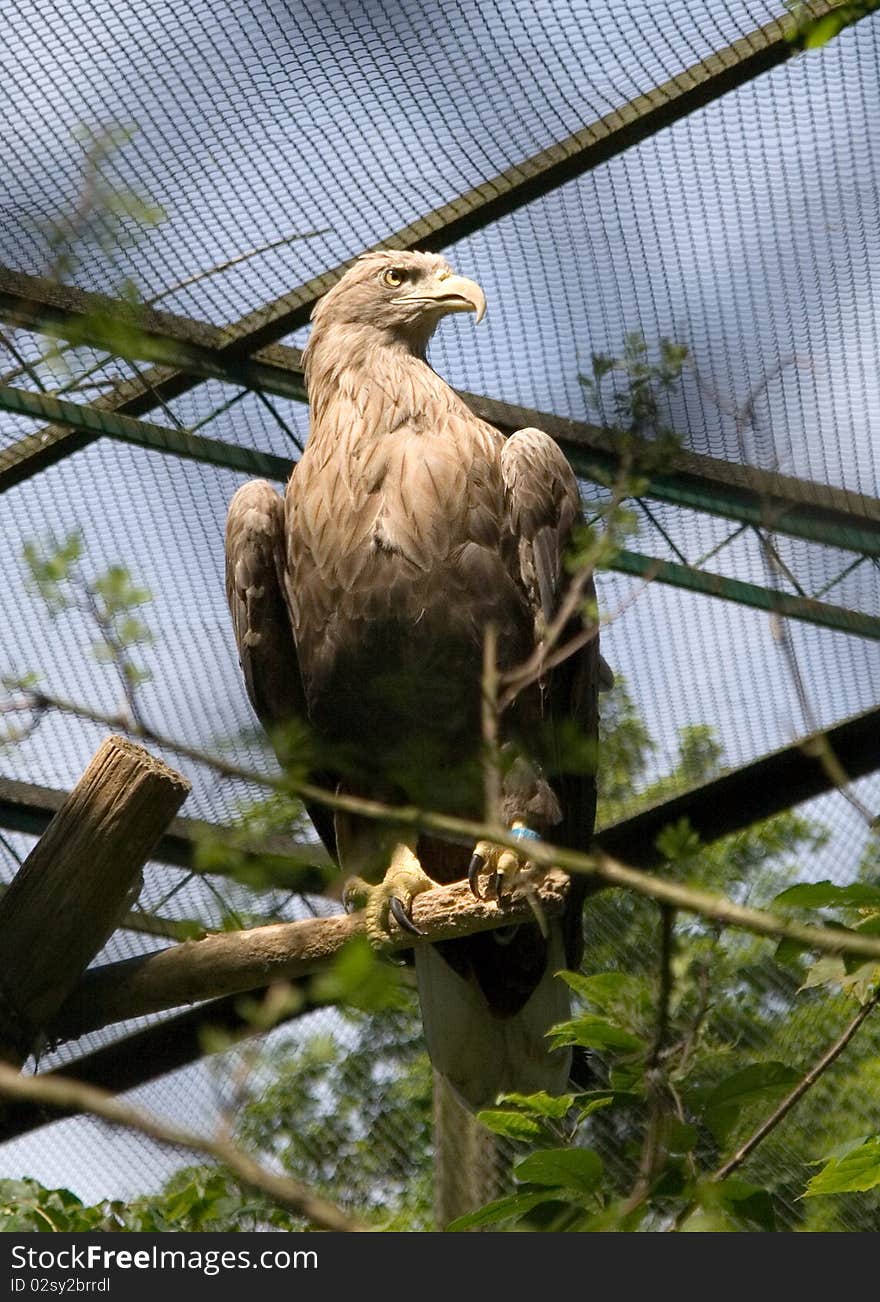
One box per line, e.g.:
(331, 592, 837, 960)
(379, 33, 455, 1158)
(225, 250, 601, 1108)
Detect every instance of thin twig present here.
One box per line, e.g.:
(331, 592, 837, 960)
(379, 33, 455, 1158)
(715, 989, 880, 1182)
(77, 586, 147, 730)
(145, 230, 330, 310)
(675, 954, 713, 1078)
(622, 906, 676, 1215)
(670, 987, 880, 1230)
(0, 1061, 364, 1232)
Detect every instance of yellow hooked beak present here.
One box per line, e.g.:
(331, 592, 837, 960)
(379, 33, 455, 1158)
(392, 271, 486, 323)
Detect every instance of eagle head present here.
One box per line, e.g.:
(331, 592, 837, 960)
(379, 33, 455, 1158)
(309, 250, 486, 354)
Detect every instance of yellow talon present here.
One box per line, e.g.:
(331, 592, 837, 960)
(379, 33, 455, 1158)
(344, 842, 439, 946)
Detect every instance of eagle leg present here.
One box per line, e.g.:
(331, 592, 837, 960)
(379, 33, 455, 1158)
(468, 823, 544, 903)
(343, 840, 440, 944)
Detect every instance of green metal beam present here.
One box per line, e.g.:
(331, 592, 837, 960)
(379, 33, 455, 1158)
(4, 267, 880, 563)
(2, 384, 877, 636)
(597, 700, 880, 868)
(0, 0, 850, 492)
(469, 391, 880, 559)
(0, 772, 332, 889)
(1, 385, 877, 636)
(4, 343, 880, 565)
(0, 383, 291, 482)
(608, 549, 880, 640)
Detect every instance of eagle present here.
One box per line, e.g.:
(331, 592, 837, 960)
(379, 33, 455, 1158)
(225, 250, 601, 1109)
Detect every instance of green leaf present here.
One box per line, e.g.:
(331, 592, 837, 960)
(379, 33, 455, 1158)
(558, 970, 651, 1016)
(477, 1110, 545, 1141)
(514, 1148, 603, 1194)
(494, 1091, 574, 1119)
(800, 954, 847, 992)
(609, 1063, 644, 1091)
(698, 1062, 799, 1143)
(665, 1120, 699, 1154)
(546, 1014, 643, 1054)
(573, 1088, 642, 1123)
(713, 1179, 776, 1232)
(802, 13, 847, 47)
(774, 935, 809, 964)
(309, 935, 402, 1011)
(577, 1096, 615, 1121)
(840, 960, 880, 1004)
(774, 880, 880, 909)
(590, 352, 616, 380)
(805, 1137, 880, 1196)
(655, 817, 701, 863)
(446, 1189, 562, 1232)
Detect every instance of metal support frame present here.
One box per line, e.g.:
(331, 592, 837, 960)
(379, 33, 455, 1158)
(0, 0, 845, 491)
(0, 0, 873, 1145)
(2, 700, 878, 888)
(596, 701, 880, 868)
(611, 550, 880, 641)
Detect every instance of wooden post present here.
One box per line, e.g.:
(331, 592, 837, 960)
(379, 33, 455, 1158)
(0, 735, 190, 1065)
(433, 1071, 500, 1230)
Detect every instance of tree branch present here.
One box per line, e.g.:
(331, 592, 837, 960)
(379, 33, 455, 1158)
(51, 873, 571, 1040)
(0, 1061, 364, 1232)
(714, 988, 880, 1183)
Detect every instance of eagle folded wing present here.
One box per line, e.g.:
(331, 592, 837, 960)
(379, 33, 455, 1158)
(225, 478, 305, 732)
(501, 427, 601, 968)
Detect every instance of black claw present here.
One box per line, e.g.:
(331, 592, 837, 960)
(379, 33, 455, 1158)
(468, 852, 486, 898)
(390, 895, 424, 938)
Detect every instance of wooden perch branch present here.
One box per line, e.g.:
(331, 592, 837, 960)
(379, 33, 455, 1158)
(0, 736, 190, 1064)
(51, 844, 880, 1045)
(11, 699, 880, 1050)
(51, 873, 570, 1040)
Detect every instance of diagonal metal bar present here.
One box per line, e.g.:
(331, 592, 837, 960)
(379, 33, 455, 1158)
(0, 383, 291, 481)
(750, 525, 809, 598)
(693, 522, 749, 568)
(0, 1, 849, 490)
(608, 549, 880, 640)
(636, 499, 692, 566)
(596, 701, 880, 868)
(811, 553, 867, 600)
(4, 266, 880, 559)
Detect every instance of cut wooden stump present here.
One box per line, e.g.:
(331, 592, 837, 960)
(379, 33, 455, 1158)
(0, 735, 190, 1065)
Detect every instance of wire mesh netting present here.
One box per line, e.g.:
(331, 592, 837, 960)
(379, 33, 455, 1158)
(0, 0, 879, 1231)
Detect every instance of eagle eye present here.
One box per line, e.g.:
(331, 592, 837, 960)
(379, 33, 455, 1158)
(381, 267, 406, 288)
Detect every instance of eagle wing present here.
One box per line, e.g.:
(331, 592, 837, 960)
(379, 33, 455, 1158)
(225, 477, 336, 854)
(501, 427, 601, 967)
